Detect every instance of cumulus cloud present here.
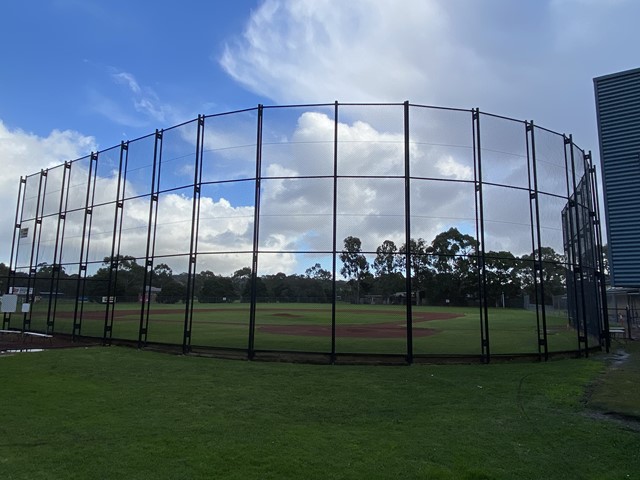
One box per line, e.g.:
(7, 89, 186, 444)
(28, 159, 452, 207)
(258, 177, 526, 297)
(14, 0, 631, 276)
(8, 105, 573, 278)
(219, 0, 640, 149)
(257, 108, 553, 264)
(0, 121, 96, 267)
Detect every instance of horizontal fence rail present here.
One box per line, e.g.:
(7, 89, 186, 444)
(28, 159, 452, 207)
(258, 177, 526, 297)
(1, 102, 609, 363)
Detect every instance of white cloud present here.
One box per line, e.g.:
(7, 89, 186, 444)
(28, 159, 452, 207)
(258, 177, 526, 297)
(219, 0, 504, 107)
(4, 107, 572, 278)
(92, 69, 174, 126)
(219, 0, 640, 149)
(12, 0, 636, 275)
(112, 71, 141, 95)
(88, 88, 150, 129)
(0, 120, 96, 267)
(435, 156, 473, 180)
(214, 0, 639, 263)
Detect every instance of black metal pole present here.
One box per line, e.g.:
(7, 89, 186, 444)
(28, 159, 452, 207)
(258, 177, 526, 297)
(104, 143, 126, 344)
(331, 101, 338, 362)
(183, 116, 204, 353)
(525, 122, 543, 359)
(562, 135, 582, 353)
(138, 130, 162, 347)
(72, 153, 97, 339)
(24, 170, 46, 332)
(31, 169, 50, 333)
(78, 152, 100, 336)
(23, 170, 48, 330)
(588, 155, 610, 351)
(53, 162, 73, 336)
(46, 163, 71, 334)
(403, 101, 413, 364)
(248, 105, 263, 359)
(3, 177, 25, 330)
(474, 109, 490, 362)
(568, 136, 590, 356)
(472, 111, 484, 358)
(528, 122, 549, 360)
(8, 178, 25, 291)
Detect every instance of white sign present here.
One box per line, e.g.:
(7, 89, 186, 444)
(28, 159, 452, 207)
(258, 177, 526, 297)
(0, 294, 18, 313)
(20, 227, 29, 238)
(10, 286, 33, 295)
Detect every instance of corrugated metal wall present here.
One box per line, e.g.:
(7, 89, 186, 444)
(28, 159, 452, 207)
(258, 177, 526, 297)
(595, 67, 640, 287)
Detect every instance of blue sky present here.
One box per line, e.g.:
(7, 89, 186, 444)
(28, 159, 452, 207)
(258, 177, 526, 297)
(1, 0, 639, 272)
(1, 0, 263, 142)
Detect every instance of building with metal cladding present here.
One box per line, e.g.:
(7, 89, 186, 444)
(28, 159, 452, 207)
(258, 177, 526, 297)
(594, 67, 640, 287)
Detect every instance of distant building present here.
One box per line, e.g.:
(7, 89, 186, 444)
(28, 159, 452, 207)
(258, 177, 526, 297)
(139, 286, 162, 303)
(594, 67, 640, 287)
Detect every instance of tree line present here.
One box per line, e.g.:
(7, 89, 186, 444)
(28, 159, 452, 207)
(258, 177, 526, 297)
(2, 227, 572, 307)
(339, 228, 566, 306)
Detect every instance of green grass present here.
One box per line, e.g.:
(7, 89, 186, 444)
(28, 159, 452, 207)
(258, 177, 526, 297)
(588, 339, 640, 418)
(0, 346, 639, 479)
(20, 301, 584, 356)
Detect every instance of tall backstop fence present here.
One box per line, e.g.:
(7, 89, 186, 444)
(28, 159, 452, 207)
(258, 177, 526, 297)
(2, 102, 608, 362)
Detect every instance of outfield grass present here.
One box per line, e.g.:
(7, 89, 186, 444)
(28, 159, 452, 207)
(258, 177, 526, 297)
(21, 301, 584, 356)
(0, 346, 638, 479)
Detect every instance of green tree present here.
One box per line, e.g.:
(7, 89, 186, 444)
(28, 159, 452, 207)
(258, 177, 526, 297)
(33, 262, 69, 297)
(484, 251, 522, 307)
(305, 263, 332, 281)
(232, 267, 252, 301)
(0, 262, 9, 294)
(156, 279, 186, 304)
(198, 274, 235, 303)
(520, 247, 566, 305)
(303, 263, 333, 302)
(373, 240, 400, 277)
(83, 255, 145, 301)
(152, 263, 173, 286)
(397, 238, 433, 305)
(428, 228, 477, 305)
(339, 236, 370, 303)
(241, 276, 268, 302)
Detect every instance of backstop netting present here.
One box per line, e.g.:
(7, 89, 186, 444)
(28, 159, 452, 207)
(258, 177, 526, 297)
(2, 103, 608, 362)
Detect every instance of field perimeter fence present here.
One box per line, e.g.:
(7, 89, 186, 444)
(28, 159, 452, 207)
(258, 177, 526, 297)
(2, 102, 609, 362)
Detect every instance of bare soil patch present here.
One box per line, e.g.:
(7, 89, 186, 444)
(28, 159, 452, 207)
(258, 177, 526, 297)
(259, 322, 439, 338)
(1, 331, 99, 354)
(255, 310, 462, 338)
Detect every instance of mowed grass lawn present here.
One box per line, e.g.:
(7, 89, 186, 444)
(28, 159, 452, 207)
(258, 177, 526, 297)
(24, 302, 582, 355)
(0, 344, 639, 479)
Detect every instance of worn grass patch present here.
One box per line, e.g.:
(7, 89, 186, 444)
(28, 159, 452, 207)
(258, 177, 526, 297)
(588, 339, 640, 419)
(0, 347, 638, 479)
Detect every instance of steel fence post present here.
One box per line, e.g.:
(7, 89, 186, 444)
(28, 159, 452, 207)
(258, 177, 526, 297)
(248, 105, 263, 359)
(527, 122, 549, 360)
(3, 177, 25, 330)
(403, 101, 414, 364)
(331, 101, 338, 362)
(473, 109, 490, 362)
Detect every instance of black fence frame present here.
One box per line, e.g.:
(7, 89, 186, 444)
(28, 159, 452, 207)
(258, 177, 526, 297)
(2, 102, 609, 363)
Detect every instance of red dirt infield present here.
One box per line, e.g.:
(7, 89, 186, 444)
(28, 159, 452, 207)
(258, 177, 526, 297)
(258, 311, 462, 338)
(30, 308, 464, 339)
